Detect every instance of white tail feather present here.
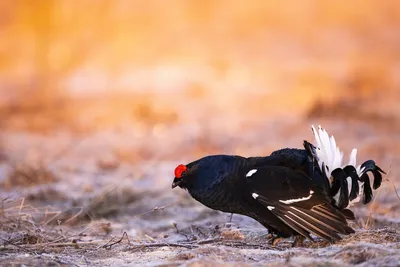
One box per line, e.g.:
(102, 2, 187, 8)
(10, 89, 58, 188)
(348, 148, 357, 167)
(312, 125, 344, 178)
(311, 125, 364, 207)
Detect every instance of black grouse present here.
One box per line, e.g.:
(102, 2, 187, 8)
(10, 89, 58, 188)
(171, 125, 385, 245)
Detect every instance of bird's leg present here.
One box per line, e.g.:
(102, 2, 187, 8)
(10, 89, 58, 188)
(265, 233, 273, 239)
(267, 233, 284, 246)
(229, 213, 233, 223)
(272, 236, 284, 246)
(292, 235, 306, 247)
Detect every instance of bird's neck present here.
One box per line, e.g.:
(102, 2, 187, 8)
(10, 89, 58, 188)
(187, 157, 249, 213)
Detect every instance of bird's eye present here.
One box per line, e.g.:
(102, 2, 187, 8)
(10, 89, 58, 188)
(174, 164, 187, 178)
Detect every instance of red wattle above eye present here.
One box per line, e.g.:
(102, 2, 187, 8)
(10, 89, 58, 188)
(174, 164, 187, 178)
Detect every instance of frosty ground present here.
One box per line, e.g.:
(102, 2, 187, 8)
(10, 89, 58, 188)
(1, 97, 400, 266)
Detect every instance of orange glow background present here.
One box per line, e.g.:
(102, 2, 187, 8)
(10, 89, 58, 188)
(0, 1, 399, 131)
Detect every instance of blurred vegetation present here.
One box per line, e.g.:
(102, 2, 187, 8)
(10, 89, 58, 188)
(0, 1, 399, 131)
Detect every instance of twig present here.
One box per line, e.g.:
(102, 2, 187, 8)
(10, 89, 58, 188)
(0, 237, 31, 252)
(41, 210, 63, 226)
(47, 138, 86, 165)
(393, 184, 400, 201)
(37, 241, 103, 248)
(41, 222, 101, 246)
(1, 198, 7, 217)
(1, 240, 104, 250)
(132, 201, 181, 220)
(100, 231, 131, 249)
(129, 242, 197, 250)
(108, 200, 182, 228)
(64, 207, 84, 224)
(145, 234, 157, 242)
(216, 240, 282, 250)
(100, 229, 216, 251)
(365, 187, 381, 230)
(173, 222, 191, 241)
(365, 162, 392, 229)
(18, 198, 25, 216)
(196, 238, 221, 244)
(196, 226, 209, 238)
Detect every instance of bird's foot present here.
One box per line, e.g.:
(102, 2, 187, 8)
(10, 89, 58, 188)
(270, 236, 284, 247)
(292, 235, 306, 247)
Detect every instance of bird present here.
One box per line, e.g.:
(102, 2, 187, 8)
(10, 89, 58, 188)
(171, 125, 385, 246)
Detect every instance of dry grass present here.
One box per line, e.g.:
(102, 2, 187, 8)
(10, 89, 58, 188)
(2, 163, 58, 189)
(0, 197, 124, 252)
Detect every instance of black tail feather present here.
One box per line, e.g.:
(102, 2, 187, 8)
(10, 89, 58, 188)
(361, 172, 373, 204)
(329, 169, 341, 197)
(360, 160, 385, 190)
(358, 160, 386, 204)
(343, 165, 360, 201)
(331, 169, 349, 209)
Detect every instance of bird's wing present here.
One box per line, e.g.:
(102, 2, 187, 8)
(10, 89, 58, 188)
(245, 166, 354, 242)
(251, 148, 310, 173)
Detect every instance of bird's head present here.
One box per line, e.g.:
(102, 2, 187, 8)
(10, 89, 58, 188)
(171, 155, 240, 190)
(171, 164, 189, 189)
(171, 161, 203, 190)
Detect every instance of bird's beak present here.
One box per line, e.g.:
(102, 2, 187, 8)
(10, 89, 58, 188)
(171, 178, 182, 189)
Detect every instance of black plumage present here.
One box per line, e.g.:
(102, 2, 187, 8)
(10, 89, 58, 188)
(171, 126, 385, 244)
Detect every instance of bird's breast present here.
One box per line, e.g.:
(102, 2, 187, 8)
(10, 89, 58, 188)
(187, 177, 251, 214)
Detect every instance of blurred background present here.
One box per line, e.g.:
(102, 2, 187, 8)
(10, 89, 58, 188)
(1, 0, 399, 132)
(1, 0, 400, 257)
